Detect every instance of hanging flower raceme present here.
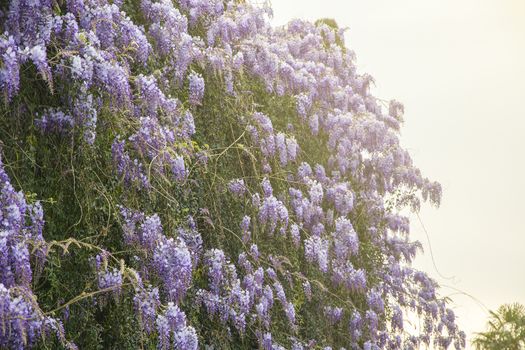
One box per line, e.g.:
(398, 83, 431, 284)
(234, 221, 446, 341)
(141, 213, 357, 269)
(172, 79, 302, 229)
(153, 237, 193, 302)
(188, 71, 205, 106)
(156, 303, 198, 350)
(0, 155, 74, 348)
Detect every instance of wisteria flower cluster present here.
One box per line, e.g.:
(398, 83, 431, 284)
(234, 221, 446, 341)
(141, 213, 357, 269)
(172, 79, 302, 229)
(0, 156, 73, 349)
(0, 0, 465, 348)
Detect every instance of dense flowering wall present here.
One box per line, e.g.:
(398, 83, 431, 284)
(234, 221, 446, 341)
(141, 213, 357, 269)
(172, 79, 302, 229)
(0, 0, 466, 349)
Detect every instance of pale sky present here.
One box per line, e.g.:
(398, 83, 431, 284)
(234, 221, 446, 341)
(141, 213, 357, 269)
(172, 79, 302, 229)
(270, 0, 525, 348)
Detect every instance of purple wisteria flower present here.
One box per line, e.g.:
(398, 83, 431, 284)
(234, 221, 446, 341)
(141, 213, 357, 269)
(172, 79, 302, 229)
(299, 281, 310, 303)
(324, 306, 343, 325)
(134, 283, 160, 334)
(97, 268, 123, 296)
(0, 156, 73, 348)
(156, 302, 198, 350)
(304, 235, 329, 273)
(178, 220, 203, 267)
(27, 44, 52, 84)
(188, 71, 205, 105)
(333, 217, 359, 260)
(0, 284, 67, 349)
(290, 223, 301, 247)
(228, 178, 246, 197)
(111, 138, 150, 189)
(205, 249, 226, 294)
(0, 36, 20, 101)
(391, 305, 403, 331)
(241, 215, 251, 242)
(153, 237, 193, 302)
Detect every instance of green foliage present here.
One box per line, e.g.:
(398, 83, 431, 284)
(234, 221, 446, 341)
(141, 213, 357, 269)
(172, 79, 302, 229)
(315, 18, 339, 30)
(473, 303, 525, 350)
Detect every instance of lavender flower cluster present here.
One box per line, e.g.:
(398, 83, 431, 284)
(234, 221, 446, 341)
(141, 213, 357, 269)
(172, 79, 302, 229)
(118, 207, 199, 304)
(0, 0, 465, 348)
(0, 155, 74, 348)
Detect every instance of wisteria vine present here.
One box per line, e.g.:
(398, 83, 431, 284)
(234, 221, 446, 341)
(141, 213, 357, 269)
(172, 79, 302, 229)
(0, 0, 465, 349)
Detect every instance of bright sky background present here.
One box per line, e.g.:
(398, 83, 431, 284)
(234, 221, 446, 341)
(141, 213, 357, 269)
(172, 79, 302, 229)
(270, 0, 525, 348)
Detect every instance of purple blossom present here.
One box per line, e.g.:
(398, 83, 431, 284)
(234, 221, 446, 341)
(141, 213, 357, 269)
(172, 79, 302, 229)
(284, 301, 296, 326)
(0, 284, 69, 349)
(205, 249, 226, 293)
(138, 214, 163, 250)
(331, 261, 367, 292)
(0, 155, 48, 289)
(258, 195, 278, 233)
(228, 178, 246, 197)
(349, 311, 362, 341)
(135, 74, 163, 115)
(286, 136, 299, 162)
(273, 281, 286, 304)
(0, 36, 20, 101)
(297, 163, 313, 181)
(296, 93, 311, 118)
(28, 44, 52, 84)
(367, 290, 385, 314)
(256, 286, 274, 328)
(119, 206, 145, 243)
(308, 181, 323, 205)
(290, 223, 301, 247)
(238, 252, 252, 273)
(262, 332, 272, 350)
(95, 60, 131, 107)
(134, 284, 160, 334)
(388, 99, 404, 120)
(111, 138, 150, 189)
(333, 217, 359, 260)
(171, 155, 187, 182)
(28, 201, 47, 267)
(118, 15, 151, 64)
(12, 243, 31, 287)
(69, 55, 92, 82)
(324, 306, 343, 325)
(261, 177, 273, 197)
(73, 92, 98, 144)
(249, 244, 259, 260)
(153, 238, 193, 302)
(327, 182, 354, 216)
(252, 193, 261, 207)
(188, 71, 205, 105)
(241, 215, 251, 243)
(292, 340, 305, 350)
(304, 235, 329, 273)
(195, 289, 220, 316)
(156, 302, 198, 350)
(366, 310, 379, 340)
(312, 223, 325, 236)
(97, 268, 123, 296)
(178, 224, 203, 267)
(233, 52, 244, 69)
(35, 109, 74, 134)
(266, 267, 277, 281)
(391, 305, 403, 330)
